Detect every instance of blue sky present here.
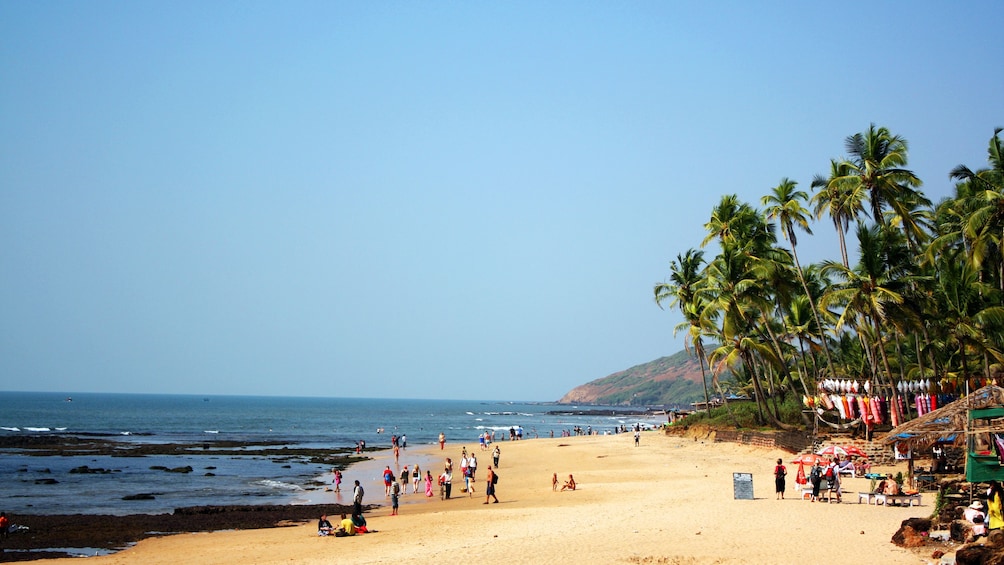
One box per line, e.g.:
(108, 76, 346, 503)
(1, 1, 1000, 400)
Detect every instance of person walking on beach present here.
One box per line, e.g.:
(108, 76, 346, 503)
(634, 430, 640, 446)
(412, 464, 421, 494)
(439, 432, 446, 450)
(493, 445, 500, 468)
(809, 463, 822, 502)
(484, 466, 499, 504)
(390, 480, 401, 515)
(400, 466, 410, 493)
(333, 469, 342, 492)
(468, 453, 478, 481)
(353, 480, 364, 516)
(401, 434, 407, 449)
(383, 466, 394, 496)
(552, 472, 558, 491)
(440, 468, 453, 499)
(773, 458, 787, 500)
(425, 470, 434, 497)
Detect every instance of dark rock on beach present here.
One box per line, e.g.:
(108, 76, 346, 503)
(0, 503, 364, 562)
(69, 465, 115, 474)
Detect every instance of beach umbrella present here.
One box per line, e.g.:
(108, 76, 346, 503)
(796, 464, 807, 485)
(842, 446, 868, 458)
(816, 445, 848, 458)
(792, 453, 826, 466)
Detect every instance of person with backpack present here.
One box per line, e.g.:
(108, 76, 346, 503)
(809, 462, 823, 502)
(484, 466, 499, 504)
(773, 458, 787, 500)
(825, 459, 842, 502)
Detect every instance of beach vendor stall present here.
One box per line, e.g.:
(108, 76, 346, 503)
(881, 385, 1004, 489)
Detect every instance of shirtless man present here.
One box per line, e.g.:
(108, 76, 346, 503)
(484, 466, 499, 504)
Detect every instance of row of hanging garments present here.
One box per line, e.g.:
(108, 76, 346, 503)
(802, 391, 960, 426)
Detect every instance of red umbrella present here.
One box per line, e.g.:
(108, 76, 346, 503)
(792, 453, 826, 466)
(842, 445, 868, 458)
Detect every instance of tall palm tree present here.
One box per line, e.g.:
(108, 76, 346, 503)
(655, 249, 712, 412)
(762, 178, 837, 380)
(820, 224, 907, 399)
(811, 159, 867, 268)
(950, 128, 1004, 291)
(838, 124, 929, 243)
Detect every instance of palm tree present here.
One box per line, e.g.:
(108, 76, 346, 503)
(655, 249, 712, 412)
(934, 252, 1004, 380)
(950, 128, 1004, 291)
(762, 178, 837, 380)
(820, 224, 907, 401)
(811, 159, 868, 268)
(838, 124, 929, 243)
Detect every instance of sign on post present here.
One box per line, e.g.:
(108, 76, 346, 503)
(733, 472, 753, 500)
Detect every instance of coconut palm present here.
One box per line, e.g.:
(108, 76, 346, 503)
(950, 128, 1004, 291)
(655, 249, 713, 412)
(838, 124, 929, 242)
(811, 159, 868, 268)
(820, 223, 907, 399)
(762, 178, 836, 380)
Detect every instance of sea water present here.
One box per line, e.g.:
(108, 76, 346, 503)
(0, 392, 664, 515)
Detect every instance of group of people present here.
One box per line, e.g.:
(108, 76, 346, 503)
(961, 481, 1004, 541)
(318, 479, 371, 537)
(805, 459, 845, 502)
(317, 511, 369, 537)
(552, 473, 576, 491)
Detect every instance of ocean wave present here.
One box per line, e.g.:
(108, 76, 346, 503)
(24, 427, 51, 432)
(204, 430, 219, 434)
(1, 426, 20, 432)
(256, 479, 304, 492)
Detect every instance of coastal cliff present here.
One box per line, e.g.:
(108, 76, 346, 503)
(558, 349, 716, 407)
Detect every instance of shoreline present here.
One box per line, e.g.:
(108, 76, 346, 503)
(9, 432, 933, 565)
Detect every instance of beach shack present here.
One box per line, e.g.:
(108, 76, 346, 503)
(881, 385, 1004, 488)
(965, 405, 1004, 483)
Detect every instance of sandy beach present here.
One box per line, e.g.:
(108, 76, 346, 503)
(34, 431, 928, 565)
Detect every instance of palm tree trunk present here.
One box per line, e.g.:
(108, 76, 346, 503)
(790, 242, 837, 380)
(695, 339, 712, 416)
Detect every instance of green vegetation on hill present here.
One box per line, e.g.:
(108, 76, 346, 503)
(560, 350, 732, 407)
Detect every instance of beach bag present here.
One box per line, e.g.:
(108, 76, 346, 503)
(492, 473, 499, 485)
(824, 466, 834, 481)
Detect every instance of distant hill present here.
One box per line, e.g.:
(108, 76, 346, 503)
(558, 350, 722, 407)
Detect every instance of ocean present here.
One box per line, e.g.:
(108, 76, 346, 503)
(0, 392, 666, 516)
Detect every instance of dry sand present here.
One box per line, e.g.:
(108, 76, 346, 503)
(40, 431, 929, 564)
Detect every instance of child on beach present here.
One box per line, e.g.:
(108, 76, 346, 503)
(552, 473, 558, 491)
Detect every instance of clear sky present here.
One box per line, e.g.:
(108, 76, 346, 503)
(1, 2, 1000, 401)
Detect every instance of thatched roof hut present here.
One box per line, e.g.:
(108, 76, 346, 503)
(880, 385, 1004, 450)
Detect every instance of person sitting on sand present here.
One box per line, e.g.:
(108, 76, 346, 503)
(339, 513, 355, 536)
(318, 514, 334, 536)
(351, 512, 369, 534)
(561, 474, 576, 491)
